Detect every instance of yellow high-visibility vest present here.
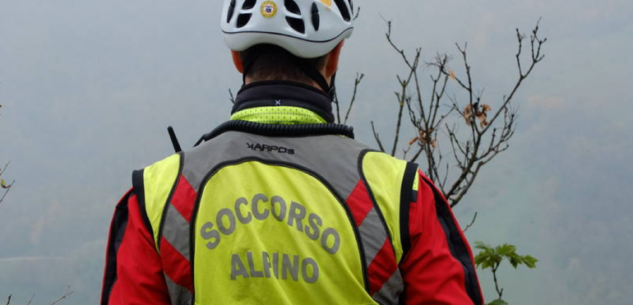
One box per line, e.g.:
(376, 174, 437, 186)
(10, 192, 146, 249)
(135, 130, 419, 305)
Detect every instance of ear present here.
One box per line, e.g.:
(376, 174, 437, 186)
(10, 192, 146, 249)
(325, 41, 345, 79)
(231, 50, 244, 73)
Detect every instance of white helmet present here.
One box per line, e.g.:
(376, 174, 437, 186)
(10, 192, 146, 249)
(221, 0, 355, 59)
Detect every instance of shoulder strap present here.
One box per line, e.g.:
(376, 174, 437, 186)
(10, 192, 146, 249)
(135, 153, 182, 251)
(354, 151, 417, 304)
(398, 162, 420, 258)
(135, 153, 193, 304)
(361, 151, 408, 261)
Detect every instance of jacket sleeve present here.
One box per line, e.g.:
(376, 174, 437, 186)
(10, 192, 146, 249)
(399, 171, 484, 305)
(101, 189, 171, 305)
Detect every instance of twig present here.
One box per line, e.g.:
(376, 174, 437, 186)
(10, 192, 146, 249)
(384, 20, 421, 157)
(334, 91, 341, 123)
(0, 180, 14, 204)
(26, 294, 35, 305)
(229, 89, 236, 104)
(481, 20, 546, 136)
(408, 145, 424, 163)
(343, 73, 364, 124)
(462, 212, 478, 233)
(371, 121, 386, 152)
(353, 7, 361, 21)
(492, 264, 504, 300)
(5, 295, 10, 305)
(50, 286, 73, 305)
(0, 161, 14, 205)
(391, 94, 406, 157)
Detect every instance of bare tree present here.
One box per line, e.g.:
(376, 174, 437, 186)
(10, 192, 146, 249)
(334, 17, 547, 305)
(363, 19, 547, 209)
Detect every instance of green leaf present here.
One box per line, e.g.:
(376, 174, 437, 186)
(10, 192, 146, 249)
(487, 299, 509, 305)
(1, 179, 7, 189)
(475, 241, 490, 251)
(509, 256, 519, 268)
(475, 251, 494, 269)
(522, 255, 539, 268)
(481, 260, 491, 269)
(497, 244, 517, 256)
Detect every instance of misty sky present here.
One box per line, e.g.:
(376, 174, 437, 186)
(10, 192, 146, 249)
(1, 0, 632, 304)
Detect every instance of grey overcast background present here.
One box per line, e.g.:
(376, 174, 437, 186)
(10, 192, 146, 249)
(1, 0, 631, 304)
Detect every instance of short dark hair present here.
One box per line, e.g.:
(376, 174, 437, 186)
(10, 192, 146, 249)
(241, 44, 328, 83)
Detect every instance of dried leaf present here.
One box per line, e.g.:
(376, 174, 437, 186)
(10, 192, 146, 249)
(463, 104, 473, 115)
(449, 70, 456, 80)
(482, 104, 492, 112)
(463, 114, 472, 126)
(476, 111, 487, 122)
(408, 137, 419, 146)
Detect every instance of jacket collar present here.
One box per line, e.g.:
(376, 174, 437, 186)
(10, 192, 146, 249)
(231, 81, 335, 123)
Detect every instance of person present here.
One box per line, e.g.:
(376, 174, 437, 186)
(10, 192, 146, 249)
(101, 0, 484, 304)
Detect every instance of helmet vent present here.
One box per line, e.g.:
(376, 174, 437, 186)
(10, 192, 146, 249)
(286, 17, 305, 34)
(311, 3, 320, 31)
(227, 0, 236, 23)
(284, 0, 301, 15)
(333, 0, 351, 22)
(236, 13, 252, 28)
(242, 0, 257, 10)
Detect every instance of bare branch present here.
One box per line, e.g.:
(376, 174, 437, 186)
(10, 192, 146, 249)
(343, 73, 365, 125)
(0, 181, 14, 205)
(492, 264, 504, 300)
(229, 89, 236, 104)
(334, 91, 341, 123)
(0, 162, 14, 205)
(384, 19, 423, 157)
(26, 294, 35, 305)
(408, 145, 424, 163)
(353, 6, 361, 21)
(481, 19, 546, 136)
(462, 212, 478, 233)
(50, 286, 73, 305)
(391, 94, 406, 157)
(371, 121, 386, 152)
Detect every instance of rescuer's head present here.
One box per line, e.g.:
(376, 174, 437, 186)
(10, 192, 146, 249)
(221, 0, 355, 96)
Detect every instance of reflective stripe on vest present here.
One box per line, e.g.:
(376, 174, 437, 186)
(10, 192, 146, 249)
(138, 131, 415, 305)
(136, 153, 195, 304)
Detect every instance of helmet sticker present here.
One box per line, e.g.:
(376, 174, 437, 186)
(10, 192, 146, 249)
(260, 1, 278, 18)
(319, 0, 332, 7)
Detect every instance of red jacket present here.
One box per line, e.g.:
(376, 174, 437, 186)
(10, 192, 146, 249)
(102, 171, 483, 304)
